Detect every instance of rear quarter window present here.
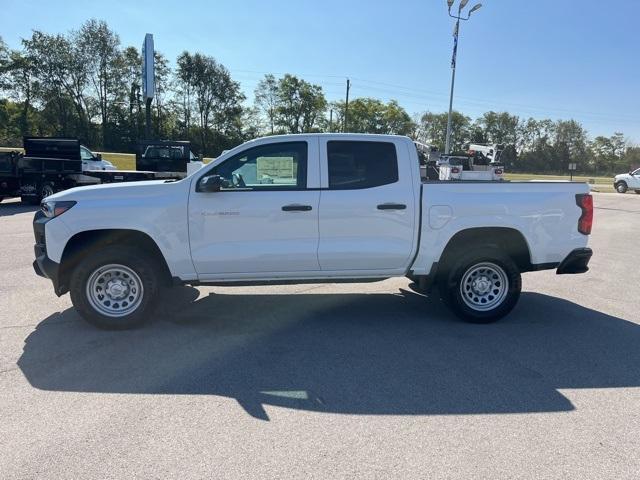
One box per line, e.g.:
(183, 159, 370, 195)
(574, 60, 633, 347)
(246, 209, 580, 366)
(327, 141, 398, 190)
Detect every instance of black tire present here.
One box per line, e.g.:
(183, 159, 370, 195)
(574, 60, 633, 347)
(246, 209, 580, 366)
(615, 181, 628, 194)
(69, 246, 161, 329)
(438, 247, 521, 324)
(40, 182, 55, 200)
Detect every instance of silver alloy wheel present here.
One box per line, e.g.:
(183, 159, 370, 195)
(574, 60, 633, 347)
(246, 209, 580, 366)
(86, 264, 144, 318)
(616, 182, 627, 193)
(460, 262, 509, 312)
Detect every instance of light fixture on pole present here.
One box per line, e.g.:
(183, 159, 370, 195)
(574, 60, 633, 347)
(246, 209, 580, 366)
(444, 1, 482, 154)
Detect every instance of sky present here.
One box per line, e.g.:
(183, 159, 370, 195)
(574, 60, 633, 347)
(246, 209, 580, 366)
(2, 0, 639, 141)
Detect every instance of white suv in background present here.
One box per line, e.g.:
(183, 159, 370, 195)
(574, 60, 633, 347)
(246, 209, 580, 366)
(614, 168, 640, 194)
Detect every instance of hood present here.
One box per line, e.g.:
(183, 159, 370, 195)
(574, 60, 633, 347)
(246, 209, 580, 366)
(614, 173, 628, 181)
(45, 179, 184, 202)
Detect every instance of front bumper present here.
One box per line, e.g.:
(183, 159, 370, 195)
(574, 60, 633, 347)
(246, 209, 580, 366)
(557, 247, 592, 275)
(33, 210, 64, 296)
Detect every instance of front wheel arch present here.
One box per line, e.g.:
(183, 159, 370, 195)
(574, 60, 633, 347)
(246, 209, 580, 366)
(58, 229, 173, 295)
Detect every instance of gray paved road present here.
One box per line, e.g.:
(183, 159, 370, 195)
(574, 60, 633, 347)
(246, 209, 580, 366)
(1, 193, 639, 479)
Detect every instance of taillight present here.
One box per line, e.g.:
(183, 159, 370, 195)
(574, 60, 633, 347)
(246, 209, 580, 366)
(495, 169, 503, 175)
(451, 167, 460, 174)
(576, 194, 593, 235)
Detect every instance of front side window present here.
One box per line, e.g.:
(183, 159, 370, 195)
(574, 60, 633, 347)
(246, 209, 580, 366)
(212, 142, 307, 190)
(80, 146, 94, 161)
(633, 168, 640, 176)
(328, 141, 398, 190)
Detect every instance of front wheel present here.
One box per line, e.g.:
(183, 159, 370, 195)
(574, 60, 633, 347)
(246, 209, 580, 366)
(70, 246, 161, 329)
(439, 248, 521, 324)
(616, 181, 628, 193)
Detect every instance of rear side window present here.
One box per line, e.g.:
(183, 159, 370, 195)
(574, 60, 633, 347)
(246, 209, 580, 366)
(327, 141, 398, 190)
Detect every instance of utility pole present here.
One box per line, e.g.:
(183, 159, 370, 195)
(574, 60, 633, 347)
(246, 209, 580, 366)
(344, 78, 351, 132)
(444, 0, 482, 154)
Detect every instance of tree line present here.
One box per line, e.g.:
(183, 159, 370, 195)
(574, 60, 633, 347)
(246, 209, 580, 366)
(0, 19, 637, 174)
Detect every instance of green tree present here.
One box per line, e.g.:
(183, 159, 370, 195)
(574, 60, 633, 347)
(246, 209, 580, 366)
(623, 146, 640, 171)
(333, 98, 414, 135)
(553, 119, 588, 171)
(275, 74, 326, 133)
(77, 19, 123, 147)
(254, 74, 278, 134)
(476, 111, 520, 145)
(0, 36, 10, 91)
(22, 31, 90, 138)
(120, 46, 144, 144)
(416, 111, 471, 152)
(175, 52, 244, 155)
(152, 51, 172, 139)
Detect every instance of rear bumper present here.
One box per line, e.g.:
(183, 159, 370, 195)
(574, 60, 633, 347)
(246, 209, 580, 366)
(556, 248, 592, 275)
(33, 210, 64, 296)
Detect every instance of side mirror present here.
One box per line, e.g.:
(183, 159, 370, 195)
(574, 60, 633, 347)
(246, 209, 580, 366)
(197, 174, 223, 192)
(96, 153, 102, 160)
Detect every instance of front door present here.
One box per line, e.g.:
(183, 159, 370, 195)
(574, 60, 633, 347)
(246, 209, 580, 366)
(188, 140, 320, 276)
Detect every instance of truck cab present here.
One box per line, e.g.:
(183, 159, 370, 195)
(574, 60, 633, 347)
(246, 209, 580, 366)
(80, 146, 116, 171)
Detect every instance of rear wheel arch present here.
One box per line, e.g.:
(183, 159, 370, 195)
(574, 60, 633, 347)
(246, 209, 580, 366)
(59, 229, 172, 294)
(436, 227, 532, 277)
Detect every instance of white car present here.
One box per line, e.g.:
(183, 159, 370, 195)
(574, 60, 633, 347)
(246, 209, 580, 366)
(614, 168, 640, 194)
(33, 134, 593, 329)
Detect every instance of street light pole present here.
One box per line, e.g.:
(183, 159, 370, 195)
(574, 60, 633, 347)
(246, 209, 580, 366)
(444, 1, 482, 154)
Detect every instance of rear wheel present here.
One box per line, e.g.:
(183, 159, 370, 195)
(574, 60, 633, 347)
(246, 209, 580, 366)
(616, 181, 628, 193)
(70, 246, 161, 329)
(21, 182, 55, 205)
(40, 182, 54, 200)
(439, 248, 521, 323)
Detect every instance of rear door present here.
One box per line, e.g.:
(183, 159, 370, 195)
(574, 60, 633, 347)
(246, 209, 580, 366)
(317, 138, 417, 273)
(188, 139, 321, 276)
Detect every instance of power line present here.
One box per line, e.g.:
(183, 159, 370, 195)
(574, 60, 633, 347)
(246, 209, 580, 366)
(226, 68, 640, 125)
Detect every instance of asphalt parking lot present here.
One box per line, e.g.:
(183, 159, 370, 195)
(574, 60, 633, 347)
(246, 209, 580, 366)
(1, 192, 639, 479)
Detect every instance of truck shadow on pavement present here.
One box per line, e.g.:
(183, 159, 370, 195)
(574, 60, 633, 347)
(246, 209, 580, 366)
(18, 288, 640, 420)
(0, 201, 38, 217)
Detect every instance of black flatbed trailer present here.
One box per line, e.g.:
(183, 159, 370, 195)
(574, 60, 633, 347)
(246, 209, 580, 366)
(0, 138, 188, 205)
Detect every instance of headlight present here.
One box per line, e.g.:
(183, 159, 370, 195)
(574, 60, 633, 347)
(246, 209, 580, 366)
(41, 201, 76, 218)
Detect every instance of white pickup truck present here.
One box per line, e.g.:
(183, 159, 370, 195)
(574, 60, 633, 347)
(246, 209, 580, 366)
(614, 168, 640, 194)
(32, 134, 594, 329)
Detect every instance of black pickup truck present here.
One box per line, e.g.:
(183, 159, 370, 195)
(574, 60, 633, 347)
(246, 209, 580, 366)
(0, 138, 196, 204)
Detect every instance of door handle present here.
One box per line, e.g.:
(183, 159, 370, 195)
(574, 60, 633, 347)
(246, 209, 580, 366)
(377, 203, 407, 210)
(282, 204, 313, 212)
